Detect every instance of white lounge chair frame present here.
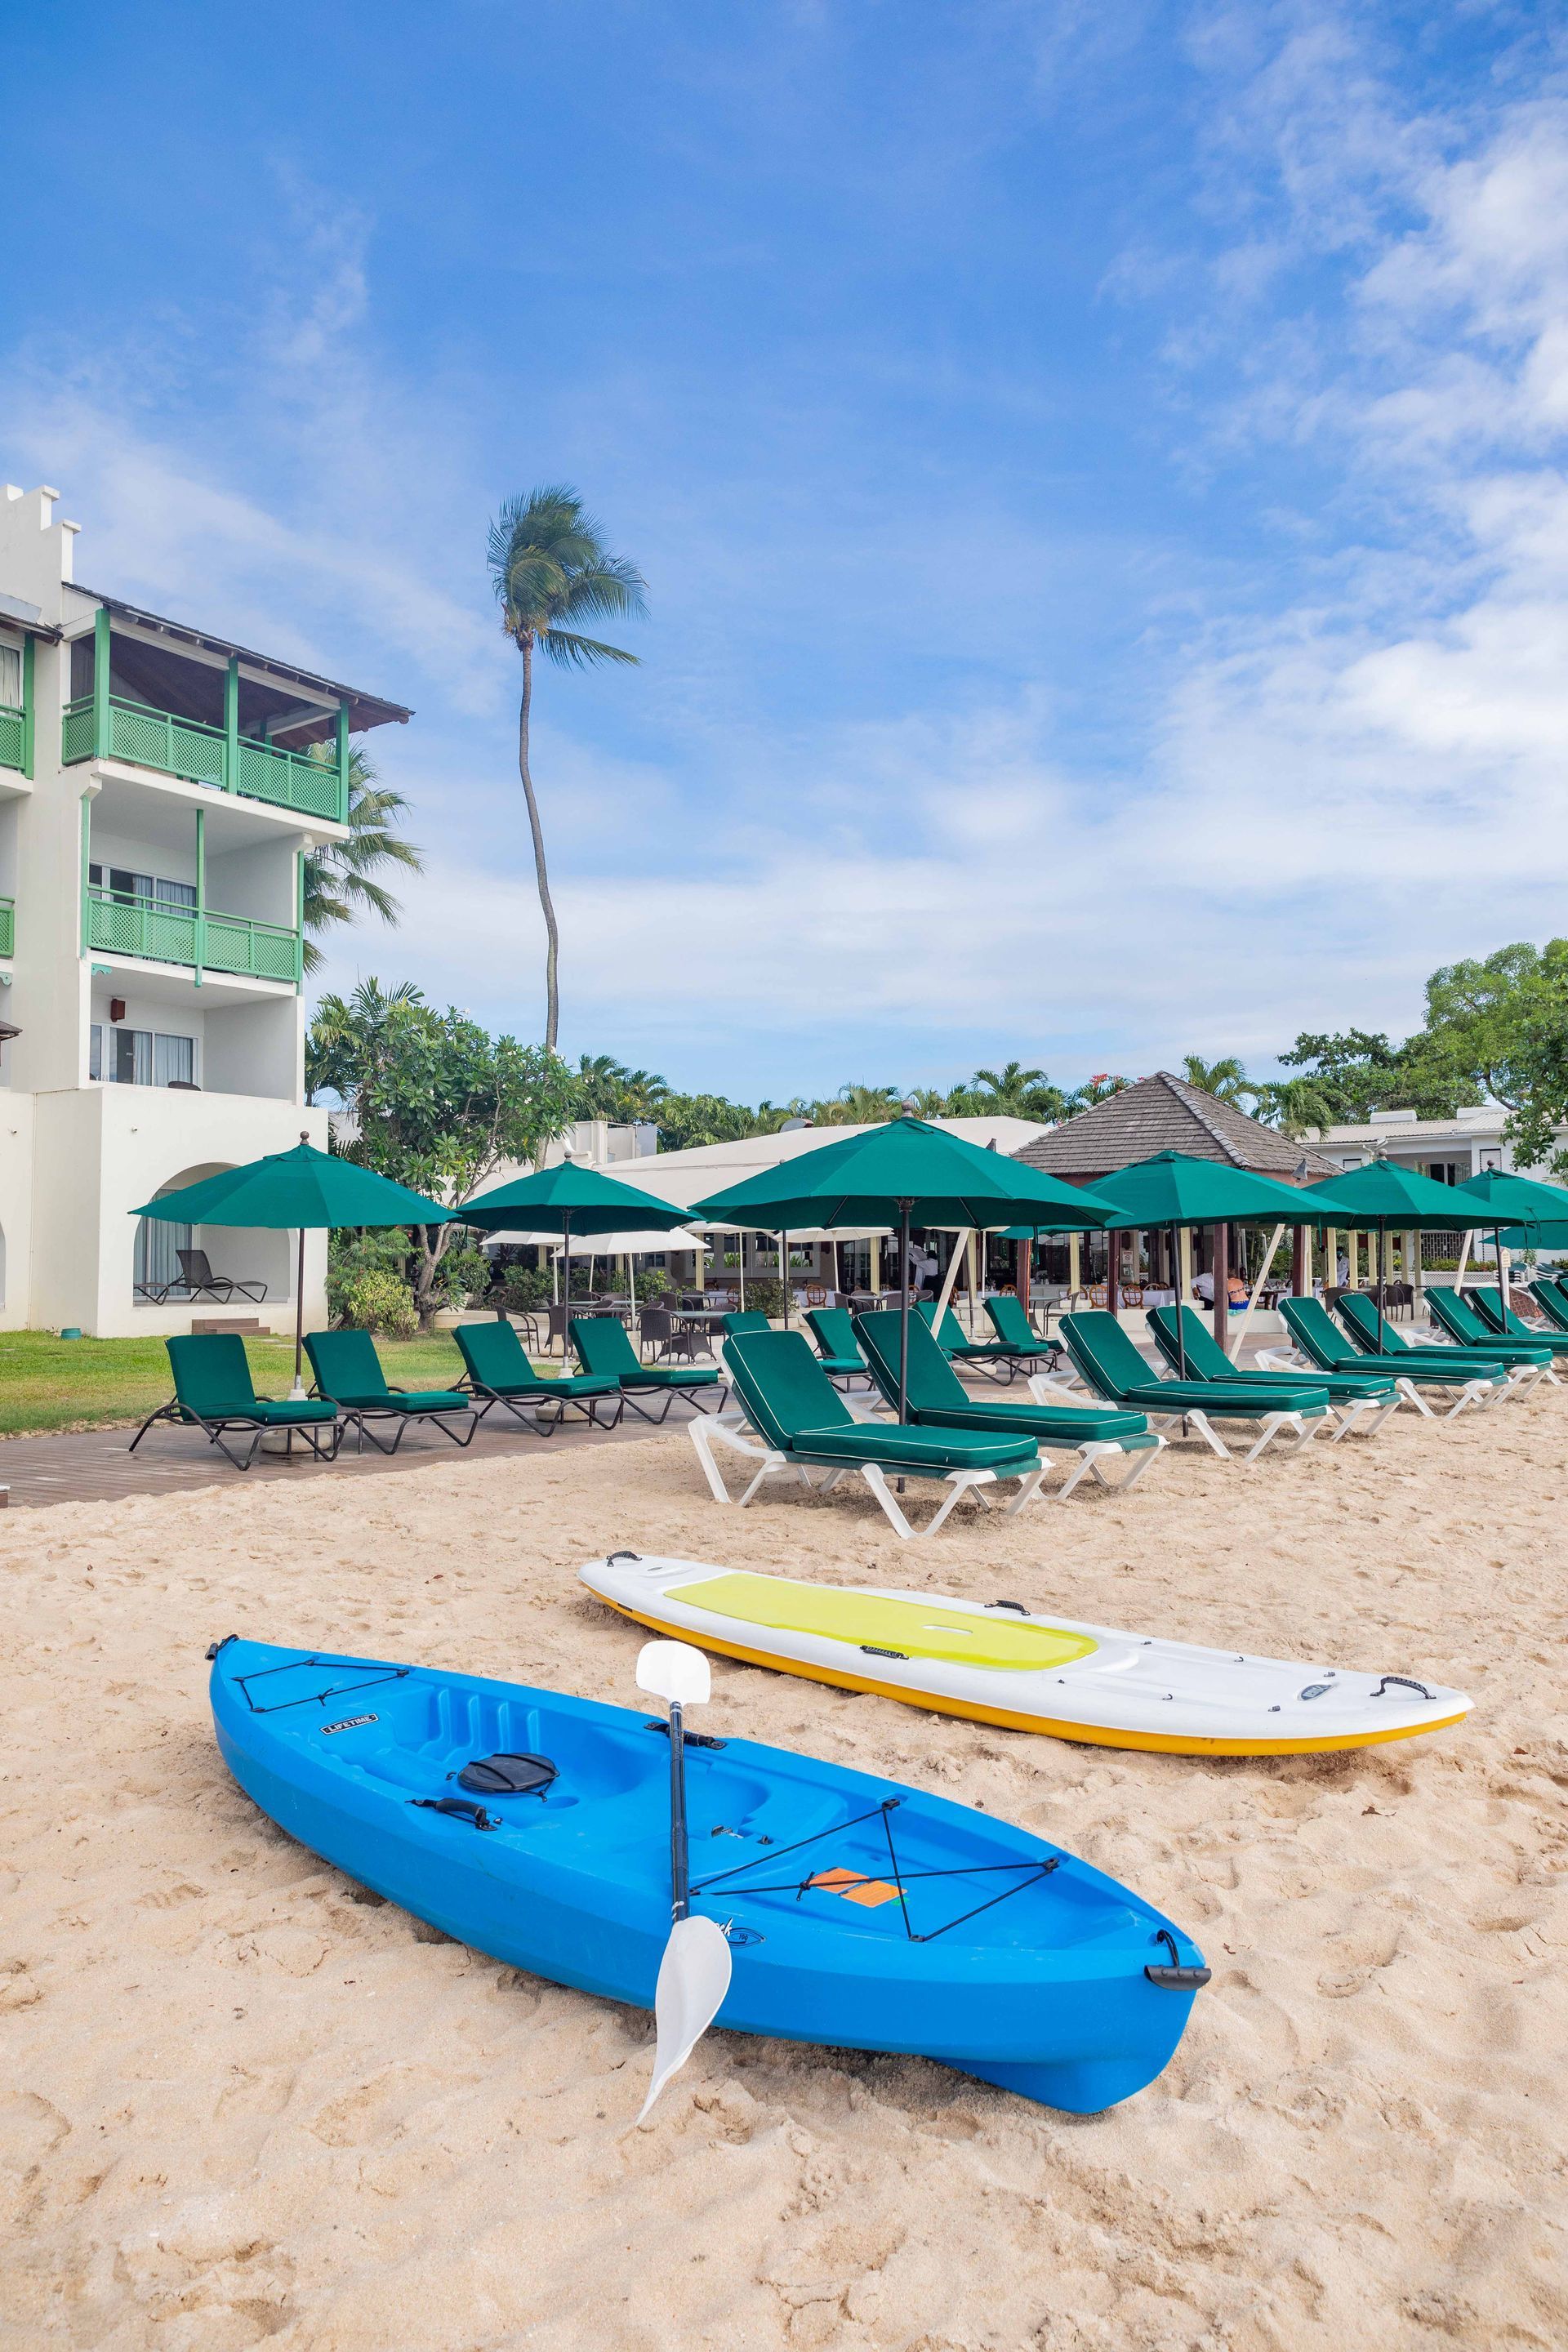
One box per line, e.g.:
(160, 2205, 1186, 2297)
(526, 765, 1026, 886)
(1255, 1346, 1497, 1423)
(688, 1410, 1048, 1539)
(1031, 1372, 1321, 1464)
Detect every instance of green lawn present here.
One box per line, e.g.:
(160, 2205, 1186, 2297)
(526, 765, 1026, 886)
(0, 1329, 488, 1438)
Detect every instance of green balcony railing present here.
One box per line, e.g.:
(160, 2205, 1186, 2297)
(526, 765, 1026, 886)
(62, 691, 348, 822)
(0, 703, 24, 774)
(0, 897, 13, 958)
(85, 888, 300, 984)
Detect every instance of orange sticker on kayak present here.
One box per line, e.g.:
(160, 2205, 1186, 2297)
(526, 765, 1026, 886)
(808, 1868, 901, 1909)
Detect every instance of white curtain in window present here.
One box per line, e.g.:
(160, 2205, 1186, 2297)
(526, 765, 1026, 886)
(0, 644, 20, 708)
(135, 1216, 190, 1294)
(154, 1033, 195, 1086)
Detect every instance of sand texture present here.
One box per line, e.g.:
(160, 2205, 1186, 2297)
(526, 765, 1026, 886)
(2, 1401, 1566, 2351)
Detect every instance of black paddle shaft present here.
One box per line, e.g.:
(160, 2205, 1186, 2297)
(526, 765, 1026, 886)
(669, 1698, 690, 1922)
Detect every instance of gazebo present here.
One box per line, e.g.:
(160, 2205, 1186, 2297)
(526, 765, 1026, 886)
(1010, 1071, 1340, 1343)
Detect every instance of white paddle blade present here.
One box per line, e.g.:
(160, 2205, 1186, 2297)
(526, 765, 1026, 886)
(635, 1638, 711, 1708)
(637, 1913, 733, 2123)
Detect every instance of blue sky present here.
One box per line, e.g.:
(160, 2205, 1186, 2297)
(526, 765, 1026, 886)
(5, 2, 1567, 1098)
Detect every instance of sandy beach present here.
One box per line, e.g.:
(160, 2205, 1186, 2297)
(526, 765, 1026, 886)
(2, 1403, 1565, 2352)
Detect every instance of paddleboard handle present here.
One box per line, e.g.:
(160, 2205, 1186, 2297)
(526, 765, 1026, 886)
(1370, 1675, 1437, 1700)
(986, 1601, 1029, 1615)
(1144, 1930, 1211, 1992)
(606, 1550, 643, 1564)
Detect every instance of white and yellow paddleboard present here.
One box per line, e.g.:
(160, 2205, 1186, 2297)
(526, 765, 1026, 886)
(579, 1553, 1470, 1757)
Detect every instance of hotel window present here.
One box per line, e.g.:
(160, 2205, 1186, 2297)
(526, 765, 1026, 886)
(88, 864, 197, 909)
(0, 640, 20, 709)
(90, 1025, 196, 1087)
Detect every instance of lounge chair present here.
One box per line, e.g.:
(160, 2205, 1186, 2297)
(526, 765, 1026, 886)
(1147, 1304, 1401, 1442)
(452, 1320, 621, 1432)
(854, 1310, 1165, 1498)
(129, 1333, 341, 1471)
(804, 1306, 872, 1390)
(722, 1310, 772, 1337)
(1262, 1296, 1503, 1420)
(1466, 1285, 1568, 1362)
(1418, 1287, 1556, 1381)
(1525, 1276, 1568, 1336)
(915, 1300, 1028, 1383)
(694, 1328, 1047, 1539)
(1057, 1311, 1330, 1461)
(304, 1329, 478, 1454)
(173, 1246, 267, 1305)
(1337, 1291, 1549, 1396)
(569, 1313, 726, 1423)
(982, 1293, 1066, 1376)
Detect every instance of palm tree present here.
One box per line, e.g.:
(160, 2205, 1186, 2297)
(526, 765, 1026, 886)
(969, 1061, 1069, 1120)
(814, 1084, 906, 1126)
(302, 746, 422, 974)
(488, 488, 648, 1048)
(1179, 1054, 1258, 1107)
(572, 1053, 670, 1122)
(1254, 1076, 1335, 1138)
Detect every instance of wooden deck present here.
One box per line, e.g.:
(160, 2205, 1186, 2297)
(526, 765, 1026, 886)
(0, 1405, 681, 1511)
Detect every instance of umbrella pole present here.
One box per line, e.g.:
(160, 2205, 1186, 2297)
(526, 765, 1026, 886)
(1497, 1226, 1508, 1314)
(780, 1232, 788, 1328)
(562, 1209, 572, 1357)
(1378, 1225, 1387, 1330)
(293, 1227, 306, 1397)
(898, 1201, 912, 1427)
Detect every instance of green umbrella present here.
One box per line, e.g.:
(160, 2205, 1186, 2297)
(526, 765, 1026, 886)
(693, 1117, 1114, 1423)
(132, 1134, 456, 1392)
(1455, 1167, 1568, 1306)
(1298, 1158, 1483, 1325)
(463, 1160, 699, 1337)
(1044, 1152, 1359, 1377)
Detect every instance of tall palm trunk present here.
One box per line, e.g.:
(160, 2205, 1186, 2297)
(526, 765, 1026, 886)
(517, 635, 560, 1049)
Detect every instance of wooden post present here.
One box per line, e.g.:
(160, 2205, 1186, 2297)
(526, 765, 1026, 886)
(1068, 1231, 1080, 1301)
(1106, 1229, 1119, 1321)
(1212, 1223, 1229, 1352)
(1292, 1224, 1309, 1294)
(1177, 1227, 1192, 1303)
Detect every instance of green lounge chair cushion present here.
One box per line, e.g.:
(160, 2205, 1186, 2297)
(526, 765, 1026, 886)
(1339, 1290, 1541, 1370)
(723, 1328, 1038, 1477)
(804, 1307, 866, 1375)
(1283, 1296, 1503, 1385)
(983, 1295, 1059, 1356)
(1149, 1305, 1394, 1402)
(453, 1321, 616, 1401)
(1061, 1312, 1328, 1419)
(723, 1310, 772, 1336)
(166, 1334, 336, 1428)
(915, 1301, 1017, 1361)
(1469, 1286, 1568, 1355)
(854, 1309, 1155, 1451)
(571, 1315, 721, 1389)
(305, 1329, 470, 1414)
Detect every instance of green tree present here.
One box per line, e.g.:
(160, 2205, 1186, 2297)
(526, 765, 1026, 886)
(571, 1054, 670, 1124)
(308, 978, 577, 1325)
(968, 1061, 1071, 1120)
(488, 488, 647, 1049)
(1062, 1072, 1130, 1114)
(1419, 941, 1568, 1173)
(302, 746, 422, 975)
(1252, 1075, 1338, 1138)
(1278, 1027, 1461, 1122)
(813, 1084, 906, 1126)
(1178, 1054, 1258, 1107)
(655, 1092, 764, 1152)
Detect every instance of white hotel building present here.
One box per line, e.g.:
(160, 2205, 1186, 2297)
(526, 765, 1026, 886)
(0, 485, 409, 1336)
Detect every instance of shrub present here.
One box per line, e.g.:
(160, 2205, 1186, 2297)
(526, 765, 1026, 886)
(434, 1245, 493, 1310)
(334, 1268, 418, 1339)
(492, 1267, 552, 1313)
(327, 1227, 409, 1322)
(741, 1277, 786, 1318)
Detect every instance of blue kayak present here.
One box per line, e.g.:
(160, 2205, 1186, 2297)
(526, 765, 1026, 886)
(209, 1637, 1209, 2114)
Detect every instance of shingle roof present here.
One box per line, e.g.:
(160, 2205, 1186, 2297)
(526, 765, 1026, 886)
(1011, 1071, 1339, 1181)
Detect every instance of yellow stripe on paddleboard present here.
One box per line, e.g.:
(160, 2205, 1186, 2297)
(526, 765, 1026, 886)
(670, 1570, 1098, 1672)
(599, 1596, 1468, 1757)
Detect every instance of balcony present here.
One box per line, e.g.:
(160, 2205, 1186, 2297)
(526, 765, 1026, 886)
(64, 693, 346, 822)
(0, 701, 24, 775)
(0, 895, 12, 956)
(86, 887, 299, 984)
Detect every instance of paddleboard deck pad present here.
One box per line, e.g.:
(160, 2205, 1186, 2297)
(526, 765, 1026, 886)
(210, 1637, 1209, 2114)
(580, 1554, 1470, 1756)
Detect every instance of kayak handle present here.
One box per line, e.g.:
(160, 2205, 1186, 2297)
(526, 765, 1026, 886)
(1370, 1674, 1436, 1700)
(861, 1645, 909, 1659)
(409, 1796, 501, 1832)
(1145, 1929, 1211, 1992)
(645, 1719, 727, 1750)
(985, 1601, 1029, 1615)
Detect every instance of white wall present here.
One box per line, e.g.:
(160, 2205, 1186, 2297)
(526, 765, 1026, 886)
(205, 838, 296, 928)
(203, 998, 300, 1101)
(24, 1085, 328, 1335)
(0, 1089, 35, 1325)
